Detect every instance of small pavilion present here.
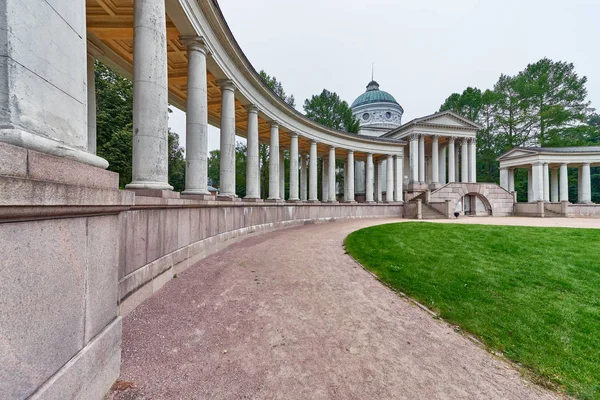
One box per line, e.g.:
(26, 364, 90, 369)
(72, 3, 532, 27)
(497, 147, 600, 203)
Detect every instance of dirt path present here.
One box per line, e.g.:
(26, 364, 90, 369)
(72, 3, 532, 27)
(113, 218, 561, 400)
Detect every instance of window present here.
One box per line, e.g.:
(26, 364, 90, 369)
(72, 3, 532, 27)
(385, 112, 392, 119)
(362, 113, 370, 121)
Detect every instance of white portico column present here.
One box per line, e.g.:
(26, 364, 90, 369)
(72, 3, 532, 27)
(279, 148, 285, 200)
(409, 134, 419, 183)
(366, 153, 374, 203)
(550, 167, 559, 203)
(418, 135, 425, 184)
(394, 155, 403, 202)
(499, 167, 509, 191)
(431, 135, 439, 185)
(181, 37, 210, 195)
(559, 163, 569, 202)
(531, 162, 544, 202)
(308, 141, 318, 202)
(386, 155, 394, 202)
(448, 137, 456, 183)
(268, 122, 280, 200)
(346, 150, 355, 202)
(289, 133, 299, 201)
(469, 138, 477, 183)
(127, 0, 171, 190)
(328, 147, 336, 202)
(543, 162, 550, 202)
(580, 163, 592, 203)
(300, 154, 308, 201)
(87, 54, 97, 154)
(439, 145, 447, 185)
(244, 105, 260, 199)
(528, 168, 533, 202)
(322, 157, 329, 201)
(217, 80, 237, 197)
(508, 168, 515, 193)
(461, 138, 469, 183)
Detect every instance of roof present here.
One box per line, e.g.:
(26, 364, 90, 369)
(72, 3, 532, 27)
(515, 146, 600, 154)
(382, 110, 481, 137)
(351, 80, 400, 108)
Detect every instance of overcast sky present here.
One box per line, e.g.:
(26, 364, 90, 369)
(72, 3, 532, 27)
(169, 0, 600, 151)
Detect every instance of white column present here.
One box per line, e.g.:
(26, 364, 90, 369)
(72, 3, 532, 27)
(531, 162, 544, 202)
(527, 168, 533, 202)
(126, 0, 171, 190)
(343, 159, 349, 201)
(559, 163, 568, 202)
(508, 168, 515, 193)
(87, 54, 97, 154)
(322, 157, 329, 201)
(375, 160, 382, 202)
(543, 162, 550, 202)
(418, 135, 425, 184)
(469, 138, 477, 183)
(217, 80, 236, 197)
(346, 150, 355, 202)
(439, 145, 447, 185)
(461, 138, 469, 183)
(244, 105, 260, 199)
(300, 153, 308, 201)
(289, 133, 299, 201)
(309, 141, 318, 202)
(455, 144, 460, 181)
(181, 37, 209, 195)
(328, 147, 336, 202)
(550, 167, 559, 203)
(386, 155, 394, 202)
(279, 148, 285, 200)
(409, 134, 419, 183)
(268, 122, 280, 200)
(447, 137, 455, 183)
(394, 155, 403, 202)
(580, 163, 592, 203)
(499, 167, 509, 190)
(366, 153, 374, 202)
(431, 135, 439, 184)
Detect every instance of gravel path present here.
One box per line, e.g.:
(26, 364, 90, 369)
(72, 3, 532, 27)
(113, 218, 562, 400)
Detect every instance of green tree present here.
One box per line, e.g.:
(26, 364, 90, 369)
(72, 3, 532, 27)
(303, 89, 360, 133)
(259, 70, 295, 108)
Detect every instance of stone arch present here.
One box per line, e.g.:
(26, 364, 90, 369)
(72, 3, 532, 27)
(455, 192, 493, 216)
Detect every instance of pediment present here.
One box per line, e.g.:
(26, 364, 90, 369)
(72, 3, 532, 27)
(497, 148, 538, 160)
(416, 111, 480, 130)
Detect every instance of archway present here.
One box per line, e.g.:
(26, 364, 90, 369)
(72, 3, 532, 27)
(455, 193, 492, 216)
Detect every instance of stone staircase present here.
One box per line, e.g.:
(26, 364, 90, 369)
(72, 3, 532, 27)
(421, 203, 446, 219)
(544, 207, 563, 217)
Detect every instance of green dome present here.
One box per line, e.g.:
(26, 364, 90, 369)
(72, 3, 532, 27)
(351, 80, 399, 108)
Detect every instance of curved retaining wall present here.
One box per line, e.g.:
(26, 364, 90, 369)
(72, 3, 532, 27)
(118, 199, 404, 315)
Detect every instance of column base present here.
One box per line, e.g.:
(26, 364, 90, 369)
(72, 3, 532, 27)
(286, 199, 302, 203)
(243, 197, 264, 203)
(216, 195, 241, 202)
(127, 189, 179, 199)
(326, 200, 339, 204)
(265, 198, 285, 203)
(181, 193, 214, 201)
(364, 200, 375, 204)
(125, 181, 173, 191)
(306, 199, 320, 203)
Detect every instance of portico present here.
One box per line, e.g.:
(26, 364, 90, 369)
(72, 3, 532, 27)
(498, 147, 600, 204)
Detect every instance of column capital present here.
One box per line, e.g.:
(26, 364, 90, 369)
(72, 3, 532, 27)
(432, 134, 440, 141)
(179, 35, 210, 54)
(347, 149, 354, 155)
(244, 104, 259, 113)
(531, 161, 544, 166)
(448, 136, 456, 144)
(409, 133, 419, 141)
(217, 79, 236, 91)
(311, 140, 318, 145)
(583, 162, 591, 166)
(329, 145, 336, 151)
(269, 121, 279, 128)
(288, 131, 298, 138)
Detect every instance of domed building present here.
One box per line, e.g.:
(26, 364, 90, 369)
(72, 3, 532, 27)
(351, 80, 404, 137)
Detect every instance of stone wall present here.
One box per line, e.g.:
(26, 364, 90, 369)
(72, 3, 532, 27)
(515, 202, 544, 217)
(118, 200, 404, 315)
(567, 204, 600, 218)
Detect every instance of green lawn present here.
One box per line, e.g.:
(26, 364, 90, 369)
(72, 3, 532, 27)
(345, 222, 600, 399)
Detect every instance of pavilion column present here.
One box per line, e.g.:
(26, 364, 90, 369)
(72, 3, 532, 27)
(322, 157, 329, 201)
(531, 162, 544, 202)
(344, 159, 349, 201)
(455, 144, 460, 181)
(289, 133, 299, 201)
(366, 153, 374, 203)
(409, 134, 419, 183)
(394, 155, 403, 202)
(447, 137, 456, 183)
(559, 163, 569, 202)
(217, 80, 237, 198)
(375, 160, 382, 202)
(461, 138, 469, 183)
(300, 153, 308, 201)
(431, 135, 439, 185)
(268, 122, 280, 200)
(543, 162, 550, 202)
(508, 168, 515, 193)
(244, 105, 260, 199)
(439, 145, 447, 185)
(527, 168, 533, 202)
(550, 167, 559, 203)
(346, 150, 355, 202)
(469, 138, 477, 183)
(181, 37, 210, 195)
(87, 54, 97, 154)
(328, 147, 336, 202)
(386, 155, 394, 202)
(499, 167, 509, 191)
(308, 141, 318, 202)
(127, 0, 171, 190)
(279, 148, 285, 200)
(580, 163, 592, 203)
(418, 135, 425, 184)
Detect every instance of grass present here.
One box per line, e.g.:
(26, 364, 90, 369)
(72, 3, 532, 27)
(345, 222, 600, 399)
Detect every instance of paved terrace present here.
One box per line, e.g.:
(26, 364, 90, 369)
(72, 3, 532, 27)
(107, 217, 594, 399)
